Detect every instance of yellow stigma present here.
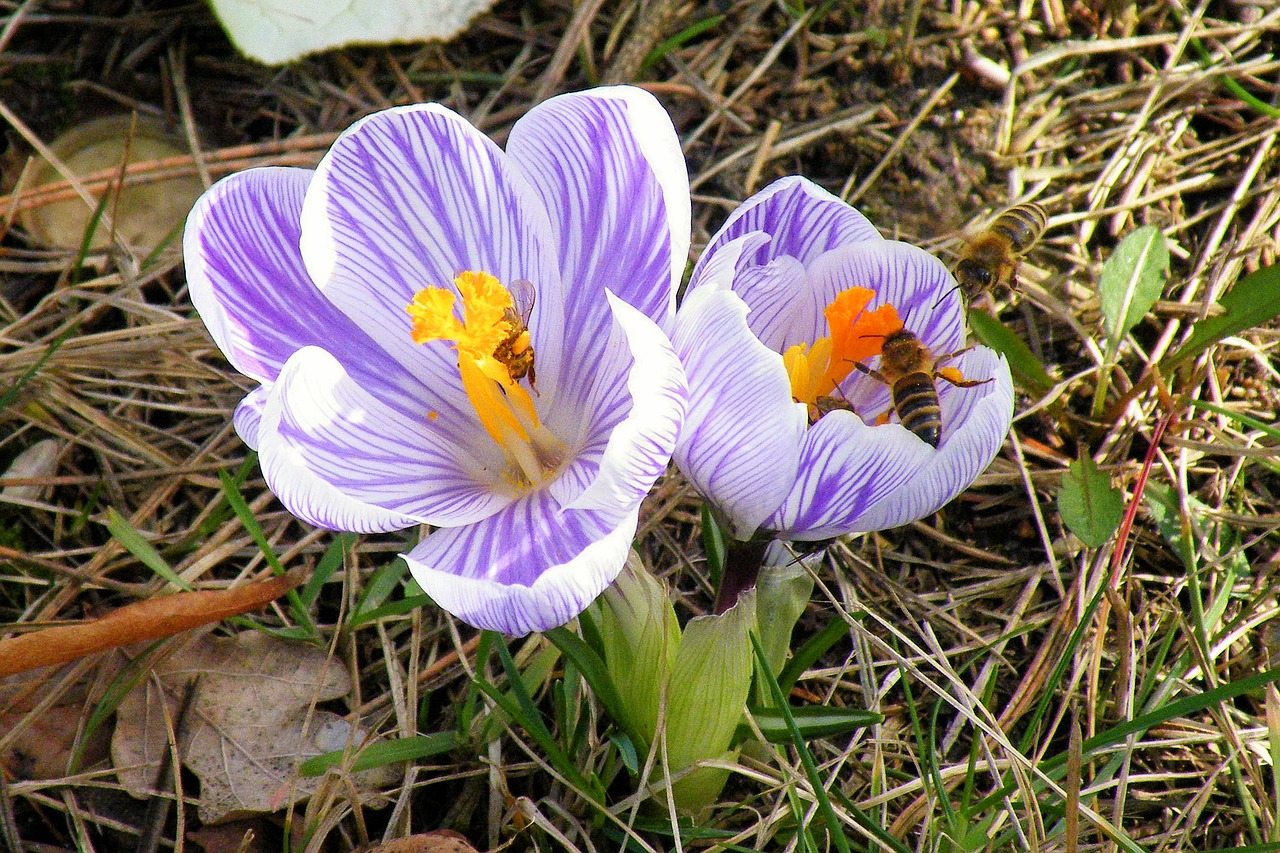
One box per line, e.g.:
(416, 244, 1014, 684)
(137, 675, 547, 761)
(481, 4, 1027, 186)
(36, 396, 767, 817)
(782, 286, 902, 418)
(407, 271, 562, 489)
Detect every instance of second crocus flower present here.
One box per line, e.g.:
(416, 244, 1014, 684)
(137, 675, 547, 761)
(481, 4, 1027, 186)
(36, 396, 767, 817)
(673, 177, 1014, 542)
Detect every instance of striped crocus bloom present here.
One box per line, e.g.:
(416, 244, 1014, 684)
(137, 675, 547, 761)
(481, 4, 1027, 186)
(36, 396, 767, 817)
(673, 177, 1014, 541)
(185, 87, 689, 635)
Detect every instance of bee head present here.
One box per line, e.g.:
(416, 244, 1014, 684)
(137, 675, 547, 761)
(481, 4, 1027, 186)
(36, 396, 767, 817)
(955, 259, 993, 290)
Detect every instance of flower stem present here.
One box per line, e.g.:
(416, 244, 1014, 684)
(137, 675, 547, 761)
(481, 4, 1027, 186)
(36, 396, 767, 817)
(713, 536, 770, 615)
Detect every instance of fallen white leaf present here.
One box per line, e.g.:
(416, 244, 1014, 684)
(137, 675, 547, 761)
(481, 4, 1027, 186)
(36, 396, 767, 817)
(207, 0, 497, 65)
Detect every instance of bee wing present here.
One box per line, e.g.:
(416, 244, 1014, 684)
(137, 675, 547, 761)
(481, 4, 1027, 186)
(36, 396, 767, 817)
(508, 279, 536, 326)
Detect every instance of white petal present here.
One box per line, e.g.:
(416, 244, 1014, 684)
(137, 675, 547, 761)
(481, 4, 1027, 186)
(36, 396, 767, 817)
(405, 493, 637, 636)
(765, 410, 933, 540)
(849, 349, 1013, 532)
(673, 286, 805, 538)
(233, 385, 269, 450)
(558, 293, 687, 514)
(259, 346, 510, 531)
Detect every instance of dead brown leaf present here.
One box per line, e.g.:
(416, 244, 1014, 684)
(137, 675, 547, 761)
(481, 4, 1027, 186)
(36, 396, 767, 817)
(361, 830, 481, 853)
(111, 631, 389, 823)
(0, 570, 304, 677)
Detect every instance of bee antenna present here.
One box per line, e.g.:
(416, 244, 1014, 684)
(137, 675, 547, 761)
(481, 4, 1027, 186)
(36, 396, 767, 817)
(932, 284, 961, 310)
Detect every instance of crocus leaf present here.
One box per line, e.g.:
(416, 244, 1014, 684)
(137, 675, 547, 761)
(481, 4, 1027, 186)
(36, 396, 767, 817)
(753, 542, 817, 696)
(701, 504, 727, 588)
(744, 705, 883, 742)
(1100, 225, 1169, 352)
(595, 556, 679, 749)
(665, 589, 756, 812)
(968, 309, 1055, 397)
(1058, 457, 1124, 547)
(1166, 263, 1280, 367)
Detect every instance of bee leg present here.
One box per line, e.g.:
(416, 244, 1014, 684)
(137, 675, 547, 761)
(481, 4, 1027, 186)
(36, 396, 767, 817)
(935, 346, 977, 367)
(936, 368, 993, 389)
(852, 362, 888, 385)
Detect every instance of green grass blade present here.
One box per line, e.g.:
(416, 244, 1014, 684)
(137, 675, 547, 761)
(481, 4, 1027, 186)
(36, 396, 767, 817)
(298, 534, 352, 608)
(751, 632, 882, 853)
(968, 310, 1055, 397)
(776, 616, 848, 697)
(543, 626, 632, 742)
(1167, 263, 1280, 367)
(744, 704, 882, 742)
(641, 15, 724, 71)
(0, 324, 78, 413)
(218, 470, 315, 637)
(347, 594, 435, 628)
(103, 507, 192, 591)
(298, 731, 458, 776)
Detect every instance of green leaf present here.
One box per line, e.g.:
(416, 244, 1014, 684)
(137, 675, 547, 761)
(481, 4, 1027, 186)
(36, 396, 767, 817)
(968, 310, 1055, 397)
(298, 534, 352, 607)
(1058, 456, 1124, 547)
(744, 704, 883, 742)
(641, 15, 724, 71)
(298, 731, 458, 776)
(1167, 263, 1280, 367)
(1100, 225, 1169, 350)
(701, 504, 727, 589)
(776, 616, 848, 698)
(218, 470, 315, 636)
(543, 626, 630, 743)
(103, 507, 191, 591)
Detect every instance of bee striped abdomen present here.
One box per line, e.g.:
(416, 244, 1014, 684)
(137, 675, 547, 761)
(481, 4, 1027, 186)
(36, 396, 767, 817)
(991, 203, 1048, 253)
(891, 372, 942, 448)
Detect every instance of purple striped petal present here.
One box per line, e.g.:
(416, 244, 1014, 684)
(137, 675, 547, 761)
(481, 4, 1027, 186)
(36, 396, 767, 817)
(848, 348, 1013, 532)
(261, 346, 511, 527)
(701, 176, 880, 271)
(764, 411, 931, 540)
(405, 492, 638, 635)
(805, 241, 966, 355)
(673, 287, 805, 538)
(184, 167, 435, 414)
(233, 385, 269, 449)
(507, 88, 689, 337)
(298, 104, 560, 408)
(555, 294, 687, 514)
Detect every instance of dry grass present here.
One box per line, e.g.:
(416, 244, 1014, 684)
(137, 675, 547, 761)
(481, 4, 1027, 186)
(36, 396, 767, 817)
(1, 0, 1279, 850)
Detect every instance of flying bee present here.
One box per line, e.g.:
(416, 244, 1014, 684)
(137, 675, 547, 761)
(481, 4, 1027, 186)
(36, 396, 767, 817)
(954, 202, 1048, 296)
(854, 328, 992, 448)
(493, 278, 537, 391)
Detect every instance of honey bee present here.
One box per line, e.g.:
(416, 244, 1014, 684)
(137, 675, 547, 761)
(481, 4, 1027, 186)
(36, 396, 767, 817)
(812, 393, 856, 423)
(854, 328, 992, 448)
(954, 202, 1048, 295)
(493, 278, 537, 390)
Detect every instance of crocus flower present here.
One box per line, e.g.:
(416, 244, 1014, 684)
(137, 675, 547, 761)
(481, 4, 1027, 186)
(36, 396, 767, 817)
(184, 87, 689, 635)
(673, 177, 1013, 541)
